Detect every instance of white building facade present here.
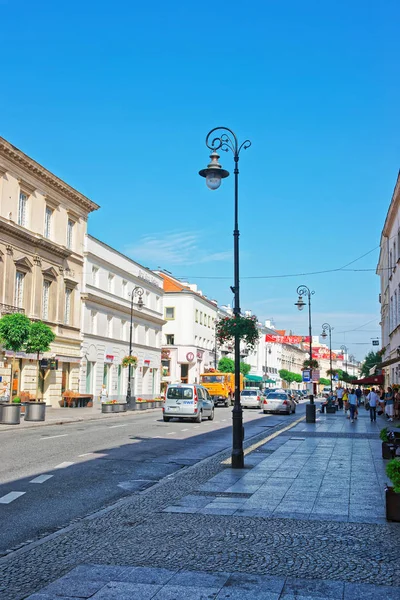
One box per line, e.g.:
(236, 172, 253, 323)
(377, 172, 400, 385)
(156, 273, 218, 388)
(80, 236, 164, 403)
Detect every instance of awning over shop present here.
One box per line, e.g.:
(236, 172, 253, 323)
(245, 375, 263, 382)
(264, 378, 276, 384)
(352, 374, 384, 385)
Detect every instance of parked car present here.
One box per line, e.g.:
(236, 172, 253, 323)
(240, 388, 263, 409)
(163, 384, 214, 423)
(262, 391, 296, 415)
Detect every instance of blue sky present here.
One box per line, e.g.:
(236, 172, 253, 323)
(1, 0, 399, 360)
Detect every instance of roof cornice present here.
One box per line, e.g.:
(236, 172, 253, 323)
(83, 292, 166, 326)
(0, 137, 100, 215)
(382, 171, 400, 237)
(0, 217, 72, 259)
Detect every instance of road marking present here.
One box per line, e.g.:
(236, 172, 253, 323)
(40, 434, 68, 440)
(109, 424, 128, 429)
(167, 432, 176, 435)
(221, 415, 306, 465)
(222, 419, 227, 422)
(0, 491, 26, 504)
(54, 462, 74, 469)
(30, 474, 53, 484)
(194, 425, 200, 428)
(181, 429, 189, 432)
(78, 453, 94, 457)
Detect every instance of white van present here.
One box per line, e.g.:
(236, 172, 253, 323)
(163, 384, 214, 423)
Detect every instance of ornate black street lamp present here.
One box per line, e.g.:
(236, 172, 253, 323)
(126, 287, 144, 409)
(321, 323, 333, 393)
(199, 127, 251, 468)
(295, 285, 316, 423)
(340, 345, 348, 383)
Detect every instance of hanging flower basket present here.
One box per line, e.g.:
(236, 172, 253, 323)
(121, 355, 138, 368)
(216, 315, 259, 352)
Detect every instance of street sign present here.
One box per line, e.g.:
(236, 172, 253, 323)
(372, 340, 379, 346)
(302, 369, 310, 382)
(333, 374, 339, 381)
(312, 370, 320, 382)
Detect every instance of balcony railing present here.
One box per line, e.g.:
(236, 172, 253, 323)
(0, 303, 25, 316)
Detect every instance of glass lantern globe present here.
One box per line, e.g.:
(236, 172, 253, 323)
(206, 172, 222, 190)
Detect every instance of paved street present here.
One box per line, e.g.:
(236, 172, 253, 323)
(1, 404, 400, 600)
(0, 404, 297, 555)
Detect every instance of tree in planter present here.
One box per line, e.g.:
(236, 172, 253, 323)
(279, 369, 297, 388)
(218, 357, 235, 373)
(361, 350, 382, 378)
(25, 321, 56, 402)
(319, 378, 331, 387)
(0, 313, 31, 401)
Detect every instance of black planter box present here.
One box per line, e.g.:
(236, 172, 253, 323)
(326, 406, 336, 414)
(386, 487, 400, 522)
(382, 442, 396, 459)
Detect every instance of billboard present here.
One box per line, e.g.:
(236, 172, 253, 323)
(265, 335, 310, 344)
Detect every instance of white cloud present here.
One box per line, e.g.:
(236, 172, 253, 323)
(125, 231, 231, 267)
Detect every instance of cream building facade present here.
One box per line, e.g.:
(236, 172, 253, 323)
(80, 236, 164, 402)
(0, 137, 99, 406)
(377, 172, 400, 386)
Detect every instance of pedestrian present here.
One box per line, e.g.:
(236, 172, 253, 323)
(348, 389, 358, 423)
(100, 384, 108, 403)
(0, 380, 10, 401)
(367, 387, 379, 422)
(337, 385, 344, 410)
(355, 386, 362, 406)
(378, 386, 385, 414)
(395, 388, 400, 420)
(343, 388, 349, 417)
(385, 386, 395, 422)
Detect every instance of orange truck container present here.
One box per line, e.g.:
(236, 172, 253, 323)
(200, 371, 244, 407)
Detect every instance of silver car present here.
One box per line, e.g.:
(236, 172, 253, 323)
(240, 388, 262, 409)
(262, 391, 296, 415)
(163, 384, 214, 423)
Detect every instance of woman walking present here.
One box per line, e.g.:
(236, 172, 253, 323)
(343, 388, 349, 418)
(385, 386, 394, 422)
(348, 389, 358, 423)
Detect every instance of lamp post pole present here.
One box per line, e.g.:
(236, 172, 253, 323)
(340, 345, 348, 384)
(295, 285, 315, 422)
(126, 287, 144, 409)
(199, 127, 251, 469)
(321, 323, 333, 393)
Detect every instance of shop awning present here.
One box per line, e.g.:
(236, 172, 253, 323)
(245, 375, 263, 382)
(352, 374, 384, 385)
(264, 378, 276, 384)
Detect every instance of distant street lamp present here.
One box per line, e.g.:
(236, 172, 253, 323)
(321, 323, 333, 393)
(340, 345, 348, 382)
(199, 127, 251, 469)
(126, 287, 144, 409)
(295, 285, 315, 423)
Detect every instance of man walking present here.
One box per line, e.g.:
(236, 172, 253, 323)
(336, 386, 344, 410)
(348, 389, 358, 423)
(355, 386, 362, 406)
(367, 387, 379, 422)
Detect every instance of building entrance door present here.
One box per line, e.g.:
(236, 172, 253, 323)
(180, 363, 189, 384)
(62, 363, 70, 394)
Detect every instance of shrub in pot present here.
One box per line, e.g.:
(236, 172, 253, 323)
(385, 458, 400, 522)
(380, 428, 394, 459)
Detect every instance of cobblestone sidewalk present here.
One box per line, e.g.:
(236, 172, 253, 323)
(1, 411, 399, 600)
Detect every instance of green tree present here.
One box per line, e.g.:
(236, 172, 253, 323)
(0, 313, 31, 400)
(218, 357, 235, 373)
(240, 361, 251, 376)
(279, 369, 299, 387)
(360, 351, 382, 377)
(319, 378, 330, 386)
(293, 374, 302, 383)
(26, 321, 56, 401)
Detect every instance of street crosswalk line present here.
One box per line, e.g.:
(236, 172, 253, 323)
(53, 462, 74, 469)
(0, 491, 26, 504)
(30, 474, 54, 484)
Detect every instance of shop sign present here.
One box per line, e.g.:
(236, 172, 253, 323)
(105, 354, 114, 364)
(266, 335, 310, 344)
(312, 370, 320, 382)
(196, 350, 204, 359)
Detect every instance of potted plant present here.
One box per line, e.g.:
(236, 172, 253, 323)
(102, 400, 117, 413)
(0, 396, 22, 425)
(24, 321, 55, 421)
(121, 355, 138, 368)
(136, 397, 148, 410)
(216, 314, 260, 352)
(385, 458, 400, 521)
(380, 428, 395, 459)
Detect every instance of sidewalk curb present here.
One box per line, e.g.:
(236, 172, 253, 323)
(0, 414, 305, 565)
(0, 407, 162, 432)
